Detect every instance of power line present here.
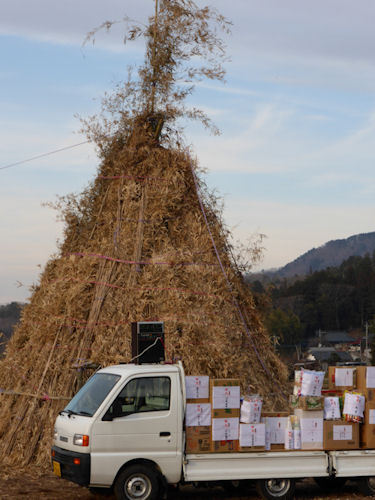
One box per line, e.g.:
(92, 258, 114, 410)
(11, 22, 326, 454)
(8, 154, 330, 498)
(0, 141, 90, 171)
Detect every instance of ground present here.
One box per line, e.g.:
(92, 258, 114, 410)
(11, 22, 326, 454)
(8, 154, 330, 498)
(0, 467, 370, 500)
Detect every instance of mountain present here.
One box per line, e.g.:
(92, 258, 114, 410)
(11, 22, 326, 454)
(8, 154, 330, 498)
(257, 232, 375, 280)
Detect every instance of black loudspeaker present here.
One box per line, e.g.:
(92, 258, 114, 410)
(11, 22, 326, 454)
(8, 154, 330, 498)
(131, 321, 165, 364)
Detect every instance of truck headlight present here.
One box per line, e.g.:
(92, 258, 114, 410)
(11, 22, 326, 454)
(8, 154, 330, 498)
(73, 434, 89, 446)
(54, 428, 58, 440)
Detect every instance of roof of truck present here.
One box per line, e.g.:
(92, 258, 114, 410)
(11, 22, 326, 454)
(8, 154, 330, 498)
(98, 363, 181, 377)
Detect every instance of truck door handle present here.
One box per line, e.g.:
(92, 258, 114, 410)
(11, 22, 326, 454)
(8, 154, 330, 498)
(160, 432, 171, 437)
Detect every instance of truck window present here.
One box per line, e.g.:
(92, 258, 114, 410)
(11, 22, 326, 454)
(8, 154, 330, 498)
(104, 376, 171, 419)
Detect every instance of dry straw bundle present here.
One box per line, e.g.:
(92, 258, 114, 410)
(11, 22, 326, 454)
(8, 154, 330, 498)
(0, 0, 288, 467)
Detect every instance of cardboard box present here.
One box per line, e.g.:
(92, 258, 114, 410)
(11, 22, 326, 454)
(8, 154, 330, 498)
(186, 375, 210, 403)
(186, 426, 211, 454)
(239, 423, 266, 451)
(328, 366, 357, 391)
(356, 366, 375, 402)
(290, 395, 324, 411)
(323, 420, 359, 450)
(210, 379, 240, 418)
(261, 412, 289, 451)
(300, 417, 323, 450)
(361, 401, 375, 449)
(262, 416, 289, 450)
(211, 417, 239, 452)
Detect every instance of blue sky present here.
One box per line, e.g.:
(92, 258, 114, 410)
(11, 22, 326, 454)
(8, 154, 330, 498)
(1, 0, 375, 303)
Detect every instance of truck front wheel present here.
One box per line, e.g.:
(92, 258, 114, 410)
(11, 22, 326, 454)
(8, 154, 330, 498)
(256, 478, 295, 500)
(114, 464, 160, 500)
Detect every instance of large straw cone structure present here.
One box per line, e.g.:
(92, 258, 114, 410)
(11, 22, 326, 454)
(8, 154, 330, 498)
(0, 119, 288, 467)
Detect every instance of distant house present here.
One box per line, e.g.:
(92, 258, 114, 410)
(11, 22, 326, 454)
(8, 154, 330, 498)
(307, 347, 353, 371)
(320, 330, 357, 345)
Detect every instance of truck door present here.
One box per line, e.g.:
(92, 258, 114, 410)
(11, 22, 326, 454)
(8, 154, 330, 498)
(90, 373, 181, 485)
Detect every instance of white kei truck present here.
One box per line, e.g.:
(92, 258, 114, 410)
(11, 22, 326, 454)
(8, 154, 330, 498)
(51, 362, 375, 500)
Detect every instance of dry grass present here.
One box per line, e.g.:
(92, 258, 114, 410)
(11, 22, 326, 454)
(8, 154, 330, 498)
(0, 129, 288, 467)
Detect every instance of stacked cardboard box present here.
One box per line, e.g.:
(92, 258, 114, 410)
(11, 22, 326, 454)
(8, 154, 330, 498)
(290, 369, 325, 450)
(356, 366, 375, 448)
(323, 366, 362, 450)
(185, 367, 375, 454)
(185, 376, 211, 454)
(210, 379, 240, 452)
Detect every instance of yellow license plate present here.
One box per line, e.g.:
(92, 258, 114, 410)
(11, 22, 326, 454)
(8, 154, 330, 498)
(53, 460, 61, 477)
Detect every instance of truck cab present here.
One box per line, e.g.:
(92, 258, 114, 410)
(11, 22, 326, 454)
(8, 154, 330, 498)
(52, 363, 185, 499)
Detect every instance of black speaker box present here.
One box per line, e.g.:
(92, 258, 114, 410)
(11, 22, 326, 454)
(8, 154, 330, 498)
(131, 321, 165, 364)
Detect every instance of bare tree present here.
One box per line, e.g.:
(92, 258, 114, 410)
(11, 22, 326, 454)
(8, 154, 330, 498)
(82, 0, 231, 151)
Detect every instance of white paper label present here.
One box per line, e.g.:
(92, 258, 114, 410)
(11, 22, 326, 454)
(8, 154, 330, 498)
(185, 403, 211, 427)
(369, 409, 375, 425)
(335, 368, 354, 387)
(240, 423, 265, 447)
(212, 386, 240, 409)
(343, 393, 365, 418)
(324, 397, 341, 420)
(300, 418, 323, 443)
(264, 417, 288, 444)
(366, 367, 375, 389)
(185, 376, 209, 399)
(212, 418, 239, 441)
(333, 425, 353, 441)
(300, 370, 325, 396)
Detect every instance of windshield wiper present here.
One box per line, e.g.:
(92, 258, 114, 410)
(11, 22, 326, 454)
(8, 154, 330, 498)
(59, 409, 92, 418)
(59, 409, 79, 418)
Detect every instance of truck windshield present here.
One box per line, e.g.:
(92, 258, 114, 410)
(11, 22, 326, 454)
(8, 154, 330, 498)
(63, 373, 120, 417)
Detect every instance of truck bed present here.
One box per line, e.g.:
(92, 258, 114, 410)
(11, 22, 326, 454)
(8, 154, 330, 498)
(184, 449, 375, 482)
(184, 450, 329, 482)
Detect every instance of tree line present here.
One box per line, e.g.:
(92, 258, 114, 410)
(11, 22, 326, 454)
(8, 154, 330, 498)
(0, 302, 23, 355)
(250, 252, 375, 346)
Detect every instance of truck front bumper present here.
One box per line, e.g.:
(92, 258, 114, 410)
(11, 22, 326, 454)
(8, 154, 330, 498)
(51, 445, 90, 486)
